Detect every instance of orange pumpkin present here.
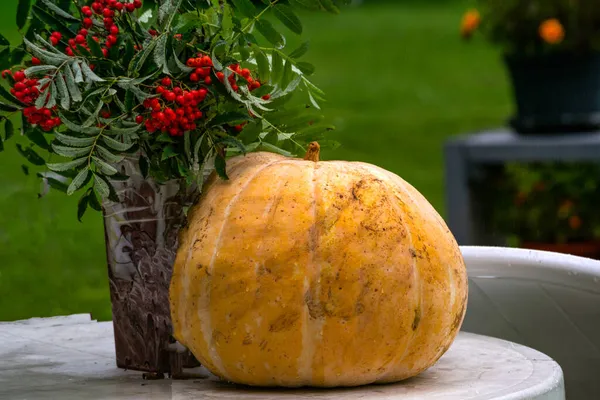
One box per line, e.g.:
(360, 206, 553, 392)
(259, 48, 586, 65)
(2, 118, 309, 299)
(170, 143, 468, 387)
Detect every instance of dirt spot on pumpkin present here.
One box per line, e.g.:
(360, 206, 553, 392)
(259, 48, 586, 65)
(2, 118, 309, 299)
(269, 311, 301, 332)
(412, 306, 422, 331)
(242, 334, 253, 345)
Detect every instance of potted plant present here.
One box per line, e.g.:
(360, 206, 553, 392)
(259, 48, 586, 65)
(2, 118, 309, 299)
(0, 0, 348, 375)
(475, 163, 600, 259)
(461, 1, 600, 134)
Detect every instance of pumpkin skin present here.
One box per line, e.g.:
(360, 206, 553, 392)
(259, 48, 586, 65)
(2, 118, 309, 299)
(169, 144, 468, 388)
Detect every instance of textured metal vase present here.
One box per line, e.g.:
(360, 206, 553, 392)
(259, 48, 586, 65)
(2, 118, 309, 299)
(102, 158, 208, 374)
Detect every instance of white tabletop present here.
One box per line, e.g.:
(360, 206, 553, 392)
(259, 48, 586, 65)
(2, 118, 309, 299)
(0, 314, 565, 400)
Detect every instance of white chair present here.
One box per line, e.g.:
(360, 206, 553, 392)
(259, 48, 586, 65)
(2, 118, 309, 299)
(460, 246, 600, 400)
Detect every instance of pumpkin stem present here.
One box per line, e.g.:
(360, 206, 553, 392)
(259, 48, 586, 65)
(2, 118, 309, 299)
(304, 142, 320, 162)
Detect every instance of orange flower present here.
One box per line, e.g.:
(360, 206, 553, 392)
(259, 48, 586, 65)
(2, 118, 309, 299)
(539, 19, 565, 44)
(569, 215, 582, 230)
(460, 9, 481, 39)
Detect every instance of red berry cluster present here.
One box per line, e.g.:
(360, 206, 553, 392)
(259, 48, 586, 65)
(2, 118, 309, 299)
(53, 0, 143, 58)
(5, 71, 61, 131)
(140, 77, 208, 137)
(215, 63, 270, 101)
(186, 55, 214, 85)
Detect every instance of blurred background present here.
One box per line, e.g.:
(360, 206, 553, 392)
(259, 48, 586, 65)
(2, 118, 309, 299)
(0, 0, 513, 321)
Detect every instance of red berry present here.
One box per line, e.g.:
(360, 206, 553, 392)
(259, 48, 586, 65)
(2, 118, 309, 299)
(156, 86, 165, 94)
(102, 48, 109, 57)
(201, 56, 213, 67)
(82, 6, 92, 14)
(232, 84, 239, 92)
(135, 115, 144, 124)
(92, 2, 103, 13)
(104, 17, 114, 27)
(134, 0, 143, 8)
(51, 32, 62, 40)
(50, 36, 59, 46)
(107, 35, 118, 45)
(173, 87, 183, 95)
(125, 3, 136, 12)
(216, 72, 225, 81)
(156, 112, 166, 121)
(114, 2, 124, 11)
(164, 91, 176, 102)
(101, 110, 112, 119)
(66, 47, 74, 56)
(31, 57, 41, 66)
(176, 95, 185, 105)
(75, 35, 86, 44)
(110, 25, 119, 35)
(161, 77, 172, 86)
(83, 18, 93, 28)
(262, 94, 271, 100)
(148, 29, 158, 36)
(79, 29, 89, 36)
(241, 68, 251, 78)
(13, 71, 25, 82)
(190, 73, 199, 82)
(103, 8, 114, 18)
(204, 76, 212, 85)
(234, 124, 244, 132)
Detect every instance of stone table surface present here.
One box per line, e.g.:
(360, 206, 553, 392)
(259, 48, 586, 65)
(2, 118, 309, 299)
(0, 314, 565, 400)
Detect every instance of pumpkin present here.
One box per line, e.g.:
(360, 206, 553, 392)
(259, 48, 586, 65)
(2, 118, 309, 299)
(169, 143, 468, 388)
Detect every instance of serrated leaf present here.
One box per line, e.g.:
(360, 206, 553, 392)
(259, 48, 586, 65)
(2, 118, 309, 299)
(17, 0, 31, 30)
(272, 51, 284, 86)
(273, 4, 302, 35)
(161, 145, 178, 160)
(154, 34, 170, 75)
(40, 0, 79, 21)
(67, 168, 89, 195)
(54, 131, 95, 147)
(77, 191, 89, 221)
(231, 0, 257, 18)
(92, 156, 118, 175)
(128, 39, 158, 76)
(86, 35, 104, 58)
(214, 153, 228, 180)
(72, 61, 83, 83)
(55, 71, 70, 110)
(63, 64, 82, 102)
(26, 130, 50, 150)
(106, 124, 142, 136)
(296, 61, 315, 75)
(52, 143, 92, 157)
(58, 111, 101, 134)
(236, 121, 262, 143)
(93, 174, 110, 199)
(87, 190, 103, 211)
(80, 62, 104, 82)
(281, 59, 294, 90)
(23, 38, 69, 65)
(34, 34, 65, 55)
(47, 157, 87, 172)
(4, 120, 14, 140)
(96, 145, 124, 163)
(255, 19, 285, 49)
(102, 135, 135, 152)
(45, 82, 57, 109)
(253, 46, 270, 83)
(82, 100, 104, 128)
(289, 41, 310, 59)
(211, 40, 226, 71)
(173, 53, 194, 73)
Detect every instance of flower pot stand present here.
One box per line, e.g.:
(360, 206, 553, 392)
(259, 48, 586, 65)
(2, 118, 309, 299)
(444, 128, 600, 247)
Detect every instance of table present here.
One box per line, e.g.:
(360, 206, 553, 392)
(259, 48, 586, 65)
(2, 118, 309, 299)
(0, 314, 565, 400)
(444, 128, 600, 245)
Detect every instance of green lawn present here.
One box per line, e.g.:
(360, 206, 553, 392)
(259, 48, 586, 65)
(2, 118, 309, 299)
(0, 1, 512, 321)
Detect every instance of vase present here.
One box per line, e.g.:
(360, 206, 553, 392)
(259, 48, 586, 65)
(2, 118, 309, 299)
(102, 157, 209, 375)
(504, 51, 600, 134)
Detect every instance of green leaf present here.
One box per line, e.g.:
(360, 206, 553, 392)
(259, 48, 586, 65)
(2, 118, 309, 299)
(16, 144, 46, 165)
(0, 84, 18, 106)
(128, 38, 158, 76)
(161, 145, 178, 160)
(260, 141, 294, 157)
(0, 33, 9, 47)
(21, 164, 29, 175)
(68, 168, 89, 195)
(80, 62, 104, 82)
(55, 72, 70, 110)
(236, 121, 262, 143)
(87, 190, 103, 211)
(96, 145, 124, 163)
(253, 46, 270, 83)
(273, 4, 302, 35)
(0, 101, 19, 112)
(231, 0, 257, 18)
(281, 59, 294, 89)
(52, 143, 93, 158)
(102, 136, 135, 152)
(173, 53, 194, 73)
(26, 130, 50, 150)
(210, 112, 252, 126)
(0, 135, 3, 151)
(318, 0, 340, 14)
(72, 61, 83, 83)
(40, 0, 79, 21)
(54, 131, 95, 147)
(154, 34, 170, 75)
(4, 120, 14, 140)
(92, 156, 118, 175)
(214, 153, 228, 180)
(218, 136, 246, 154)
(77, 191, 89, 222)
(63, 64, 82, 103)
(86, 36, 104, 58)
(17, 0, 31, 30)
(255, 19, 285, 48)
(47, 157, 88, 172)
(31, 5, 76, 37)
(289, 41, 310, 59)
(23, 38, 69, 65)
(296, 61, 315, 75)
(58, 111, 101, 134)
(39, 174, 68, 193)
(93, 174, 111, 199)
(271, 51, 284, 86)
